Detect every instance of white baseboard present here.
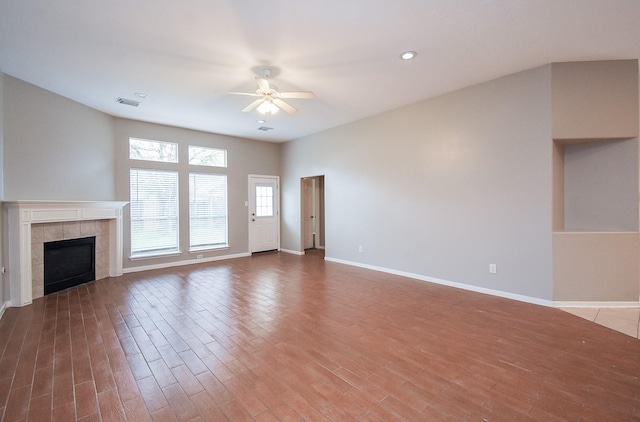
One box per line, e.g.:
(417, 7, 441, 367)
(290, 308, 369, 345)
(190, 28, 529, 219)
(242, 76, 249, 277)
(280, 249, 305, 256)
(324, 257, 640, 308)
(123, 252, 251, 274)
(0, 301, 9, 320)
(553, 301, 640, 308)
(324, 256, 555, 307)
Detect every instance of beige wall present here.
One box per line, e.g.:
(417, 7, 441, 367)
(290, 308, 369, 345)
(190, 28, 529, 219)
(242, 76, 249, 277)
(552, 60, 639, 139)
(114, 119, 280, 269)
(281, 65, 555, 300)
(0, 72, 4, 307)
(551, 60, 639, 302)
(3, 76, 116, 201)
(553, 233, 639, 301)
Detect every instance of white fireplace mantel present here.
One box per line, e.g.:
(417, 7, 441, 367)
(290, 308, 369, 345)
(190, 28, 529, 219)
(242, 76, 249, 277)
(3, 200, 128, 307)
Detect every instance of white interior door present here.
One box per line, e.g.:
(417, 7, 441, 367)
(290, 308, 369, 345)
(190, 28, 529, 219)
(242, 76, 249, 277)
(249, 175, 279, 253)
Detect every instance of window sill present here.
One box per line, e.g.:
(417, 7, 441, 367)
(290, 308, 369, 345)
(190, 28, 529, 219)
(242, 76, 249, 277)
(189, 245, 230, 253)
(129, 250, 182, 261)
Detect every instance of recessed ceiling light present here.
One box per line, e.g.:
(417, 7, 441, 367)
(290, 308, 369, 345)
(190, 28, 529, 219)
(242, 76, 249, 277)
(257, 119, 266, 124)
(134, 93, 148, 99)
(400, 51, 417, 60)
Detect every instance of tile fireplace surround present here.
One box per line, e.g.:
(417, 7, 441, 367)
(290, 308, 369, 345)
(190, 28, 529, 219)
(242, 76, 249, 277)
(3, 201, 128, 307)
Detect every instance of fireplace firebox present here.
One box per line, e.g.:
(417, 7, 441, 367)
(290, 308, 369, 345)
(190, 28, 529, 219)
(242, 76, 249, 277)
(44, 236, 96, 295)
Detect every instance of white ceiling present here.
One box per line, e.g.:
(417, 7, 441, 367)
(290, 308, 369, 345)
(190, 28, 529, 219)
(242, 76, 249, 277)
(1, 1, 640, 143)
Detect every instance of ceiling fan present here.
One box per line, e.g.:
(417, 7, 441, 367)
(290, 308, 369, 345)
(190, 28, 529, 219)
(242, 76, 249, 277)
(229, 69, 315, 115)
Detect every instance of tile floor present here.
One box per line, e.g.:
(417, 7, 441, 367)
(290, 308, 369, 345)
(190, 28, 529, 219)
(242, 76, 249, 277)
(560, 306, 640, 339)
(0, 250, 639, 421)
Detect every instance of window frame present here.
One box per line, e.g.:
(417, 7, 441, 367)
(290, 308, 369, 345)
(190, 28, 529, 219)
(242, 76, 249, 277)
(129, 137, 178, 163)
(188, 145, 227, 168)
(127, 137, 231, 260)
(254, 183, 275, 218)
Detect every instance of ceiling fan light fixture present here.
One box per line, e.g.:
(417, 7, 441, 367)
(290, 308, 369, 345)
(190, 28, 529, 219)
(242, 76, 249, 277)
(257, 100, 279, 115)
(231, 73, 312, 114)
(401, 51, 417, 60)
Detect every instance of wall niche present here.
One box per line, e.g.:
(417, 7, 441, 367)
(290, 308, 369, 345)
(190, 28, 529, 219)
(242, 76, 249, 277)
(553, 137, 638, 233)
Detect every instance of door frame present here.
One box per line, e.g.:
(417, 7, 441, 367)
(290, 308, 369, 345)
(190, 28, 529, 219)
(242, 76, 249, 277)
(300, 175, 325, 252)
(248, 174, 280, 253)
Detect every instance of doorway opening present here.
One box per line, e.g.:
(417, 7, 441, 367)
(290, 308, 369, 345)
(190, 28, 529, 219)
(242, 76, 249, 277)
(301, 176, 325, 251)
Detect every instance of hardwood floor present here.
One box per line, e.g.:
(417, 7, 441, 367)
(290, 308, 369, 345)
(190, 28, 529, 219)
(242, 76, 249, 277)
(1, 249, 639, 421)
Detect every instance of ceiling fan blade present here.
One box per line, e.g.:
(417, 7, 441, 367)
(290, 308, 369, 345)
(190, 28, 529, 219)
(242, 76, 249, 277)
(279, 91, 315, 99)
(242, 99, 264, 112)
(256, 77, 270, 92)
(228, 92, 260, 97)
(273, 98, 298, 114)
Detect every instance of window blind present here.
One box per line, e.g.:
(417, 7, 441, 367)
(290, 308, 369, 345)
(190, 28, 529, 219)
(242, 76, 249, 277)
(189, 173, 228, 250)
(130, 169, 179, 256)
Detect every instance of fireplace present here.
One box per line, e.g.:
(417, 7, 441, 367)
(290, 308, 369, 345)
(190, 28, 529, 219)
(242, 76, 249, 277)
(31, 220, 110, 299)
(3, 201, 128, 307)
(44, 236, 96, 295)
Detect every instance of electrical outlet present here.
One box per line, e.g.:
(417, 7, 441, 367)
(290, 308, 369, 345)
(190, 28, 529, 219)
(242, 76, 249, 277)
(197, 254, 203, 259)
(489, 264, 497, 274)
(358, 245, 363, 253)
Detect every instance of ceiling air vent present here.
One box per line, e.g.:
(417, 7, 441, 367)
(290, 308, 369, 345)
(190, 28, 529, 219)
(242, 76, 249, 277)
(117, 97, 140, 107)
(258, 126, 273, 131)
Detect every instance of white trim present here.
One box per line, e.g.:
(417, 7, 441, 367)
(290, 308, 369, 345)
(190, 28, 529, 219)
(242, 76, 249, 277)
(0, 301, 9, 320)
(280, 248, 305, 256)
(553, 301, 640, 308)
(324, 256, 554, 307)
(324, 257, 640, 307)
(124, 252, 250, 274)
(188, 245, 230, 254)
(129, 251, 182, 261)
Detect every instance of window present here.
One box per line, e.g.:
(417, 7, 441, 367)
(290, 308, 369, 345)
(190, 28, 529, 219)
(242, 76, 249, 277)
(189, 145, 227, 167)
(189, 173, 228, 250)
(255, 184, 274, 217)
(130, 138, 178, 163)
(128, 138, 230, 257)
(130, 169, 179, 256)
